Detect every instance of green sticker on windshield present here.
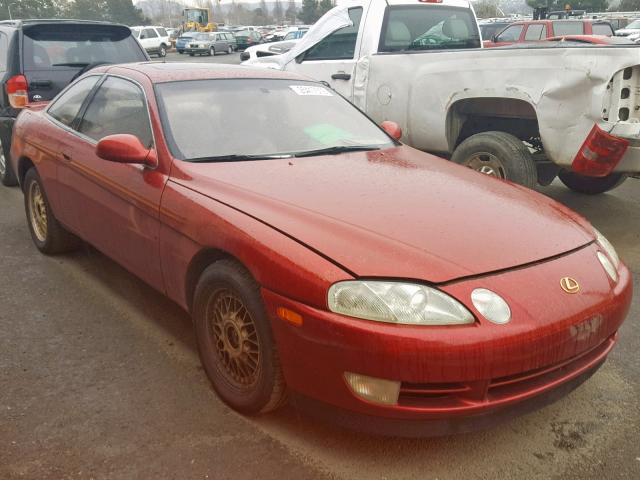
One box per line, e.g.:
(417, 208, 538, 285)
(304, 123, 354, 145)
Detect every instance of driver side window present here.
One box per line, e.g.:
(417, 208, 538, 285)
(496, 25, 523, 42)
(303, 7, 363, 61)
(77, 76, 153, 147)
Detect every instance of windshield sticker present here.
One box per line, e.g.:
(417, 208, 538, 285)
(304, 123, 354, 145)
(290, 85, 333, 96)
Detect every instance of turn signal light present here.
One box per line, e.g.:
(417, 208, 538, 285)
(276, 307, 303, 326)
(571, 124, 629, 177)
(344, 372, 400, 406)
(6, 75, 28, 109)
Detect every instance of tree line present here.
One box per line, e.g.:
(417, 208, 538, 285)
(0, 0, 147, 25)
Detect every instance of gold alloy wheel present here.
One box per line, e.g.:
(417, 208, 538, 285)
(28, 181, 48, 242)
(465, 152, 507, 179)
(208, 288, 261, 388)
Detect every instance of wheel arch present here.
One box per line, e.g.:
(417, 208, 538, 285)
(446, 97, 540, 152)
(185, 247, 243, 313)
(17, 156, 35, 190)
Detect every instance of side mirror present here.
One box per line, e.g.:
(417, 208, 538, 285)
(381, 121, 402, 140)
(96, 134, 154, 166)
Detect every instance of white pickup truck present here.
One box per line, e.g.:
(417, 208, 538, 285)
(246, 0, 640, 194)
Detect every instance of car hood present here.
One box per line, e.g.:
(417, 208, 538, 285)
(172, 146, 594, 283)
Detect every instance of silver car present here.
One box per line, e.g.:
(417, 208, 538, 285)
(185, 32, 234, 56)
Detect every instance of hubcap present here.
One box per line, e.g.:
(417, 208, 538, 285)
(0, 138, 5, 176)
(464, 152, 506, 179)
(28, 182, 48, 242)
(208, 289, 260, 388)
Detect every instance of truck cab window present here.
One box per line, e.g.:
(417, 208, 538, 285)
(495, 25, 523, 42)
(379, 6, 480, 52)
(304, 7, 363, 61)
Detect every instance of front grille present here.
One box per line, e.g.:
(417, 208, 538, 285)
(397, 334, 615, 410)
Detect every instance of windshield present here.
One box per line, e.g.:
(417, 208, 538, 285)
(23, 24, 146, 70)
(179, 32, 198, 39)
(379, 5, 480, 52)
(195, 33, 209, 41)
(236, 31, 249, 38)
(625, 20, 640, 29)
(156, 79, 395, 161)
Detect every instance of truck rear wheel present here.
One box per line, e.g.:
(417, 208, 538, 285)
(452, 131, 537, 188)
(558, 171, 627, 195)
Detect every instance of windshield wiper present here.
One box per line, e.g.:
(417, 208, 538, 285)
(292, 145, 381, 158)
(188, 154, 293, 163)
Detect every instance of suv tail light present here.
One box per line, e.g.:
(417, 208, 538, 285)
(6, 75, 28, 108)
(571, 124, 629, 177)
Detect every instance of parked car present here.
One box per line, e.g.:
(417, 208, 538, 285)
(615, 19, 640, 36)
(176, 31, 199, 54)
(185, 32, 234, 56)
(484, 20, 614, 47)
(130, 25, 170, 57)
(0, 19, 149, 186)
(240, 33, 306, 62)
(235, 30, 263, 50)
(9, 62, 632, 436)
(247, 0, 640, 193)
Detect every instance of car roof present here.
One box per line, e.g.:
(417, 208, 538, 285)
(99, 62, 313, 83)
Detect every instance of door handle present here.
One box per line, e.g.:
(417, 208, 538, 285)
(30, 80, 53, 89)
(62, 153, 71, 161)
(331, 72, 351, 81)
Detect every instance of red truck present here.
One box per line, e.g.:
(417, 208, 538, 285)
(484, 19, 614, 47)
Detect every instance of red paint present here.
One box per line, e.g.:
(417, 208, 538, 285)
(381, 120, 402, 140)
(96, 134, 156, 166)
(10, 64, 633, 427)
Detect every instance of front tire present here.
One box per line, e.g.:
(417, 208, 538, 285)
(23, 168, 80, 254)
(189, 52, 195, 57)
(451, 131, 537, 188)
(558, 170, 627, 194)
(227, 45, 233, 54)
(193, 259, 287, 414)
(0, 133, 18, 187)
(209, 46, 215, 56)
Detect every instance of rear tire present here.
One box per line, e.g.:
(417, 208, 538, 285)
(23, 168, 81, 254)
(451, 131, 537, 188)
(158, 44, 167, 57)
(193, 259, 287, 414)
(0, 133, 18, 187)
(209, 46, 215, 56)
(558, 170, 627, 194)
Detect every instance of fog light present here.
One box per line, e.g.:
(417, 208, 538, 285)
(597, 251, 619, 282)
(471, 288, 511, 324)
(344, 372, 400, 406)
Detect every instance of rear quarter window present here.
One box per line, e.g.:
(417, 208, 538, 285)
(552, 21, 584, 36)
(592, 23, 613, 36)
(157, 28, 168, 37)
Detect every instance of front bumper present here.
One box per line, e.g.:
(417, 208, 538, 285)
(263, 243, 632, 429)
(185, 47, 210, 54)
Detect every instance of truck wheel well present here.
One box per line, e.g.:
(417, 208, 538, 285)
(17, 157, 35, 189)
(185, 248, 239, 313)
(447, 98, 540, 151)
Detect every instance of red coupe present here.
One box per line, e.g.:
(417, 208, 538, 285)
(10, 63, 632, 436)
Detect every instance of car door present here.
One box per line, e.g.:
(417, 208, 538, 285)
(56, 75, 167, 291)
(487, 24, 524, 47)
(286, 6, 363, 101)
(523, 23, 547, 42)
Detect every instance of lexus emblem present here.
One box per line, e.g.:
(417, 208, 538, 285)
(560, 277, 580, 294)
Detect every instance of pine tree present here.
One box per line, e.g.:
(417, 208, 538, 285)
(0, 0, 59, 21)
(298, 0, 318, 24)
(273, 0, 284, 24)
(105, 0, 147, 25)
(286, 0, 297, 24)
(317, 0, 333, 17)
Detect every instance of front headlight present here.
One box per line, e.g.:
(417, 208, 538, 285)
(327, 281, 474, 325)
(594, 229, 620, 268)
